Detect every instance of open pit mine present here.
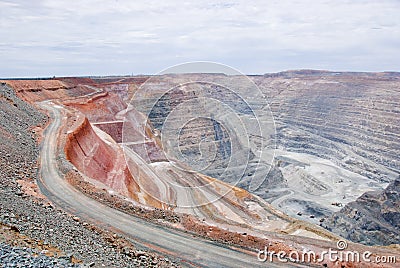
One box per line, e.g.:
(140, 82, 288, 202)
(0, 70, 399, 267)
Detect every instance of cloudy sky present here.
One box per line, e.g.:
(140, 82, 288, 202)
(1, 0, 399, 77)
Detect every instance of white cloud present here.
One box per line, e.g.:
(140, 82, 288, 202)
(0, 0, 399, 76)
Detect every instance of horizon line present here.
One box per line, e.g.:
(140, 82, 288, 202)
(1, 69, 400, 80)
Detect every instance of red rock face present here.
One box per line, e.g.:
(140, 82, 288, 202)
(64, 117, 163, 208)
(65, 118, 133, 197)
(65, 118, 115, 184)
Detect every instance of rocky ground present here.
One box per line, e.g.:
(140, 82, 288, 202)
(0, 242, 79, 268)
(0, 83, 178, 267)
(323, 176, 400, 246)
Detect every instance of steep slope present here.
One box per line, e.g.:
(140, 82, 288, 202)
(323, 176, 400, 246)
(0, 83, 47, 185)
(64, 116, 164, 208)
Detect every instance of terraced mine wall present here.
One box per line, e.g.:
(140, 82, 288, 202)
(253, 72, 400, 245)
(256, 72, 400, 182)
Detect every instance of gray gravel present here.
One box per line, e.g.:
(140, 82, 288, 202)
(0, 243, 79, 268)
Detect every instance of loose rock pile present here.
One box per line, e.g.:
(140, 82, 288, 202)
(0, 243, 79, 268)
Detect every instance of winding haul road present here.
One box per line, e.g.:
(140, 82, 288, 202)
(37, 101, 294, 268)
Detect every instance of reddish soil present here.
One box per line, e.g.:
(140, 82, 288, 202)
(16, 179, 46, 200)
